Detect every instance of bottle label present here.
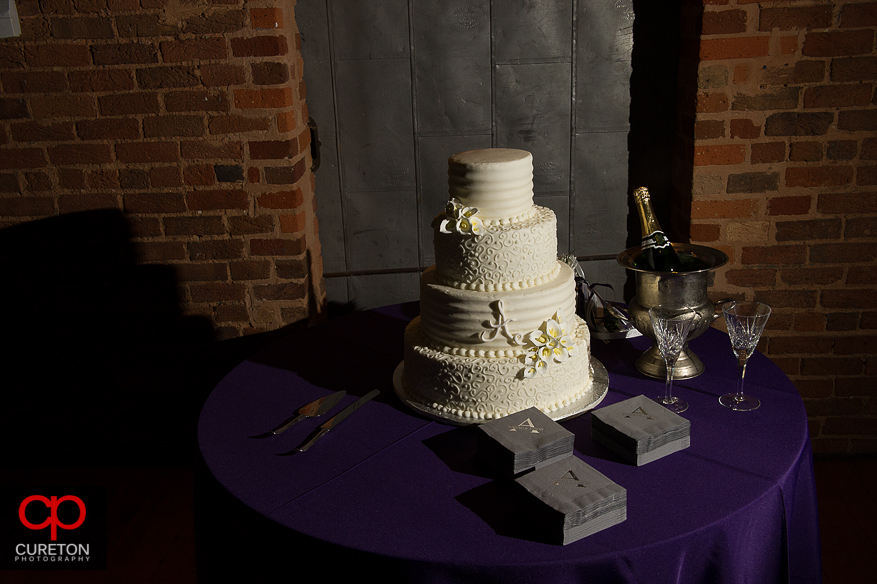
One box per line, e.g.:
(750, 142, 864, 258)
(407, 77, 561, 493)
(641, 231, 671, 250)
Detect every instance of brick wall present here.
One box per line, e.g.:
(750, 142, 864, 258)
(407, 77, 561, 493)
(0, 0, 324, 338)
(674, 0, 877, 454)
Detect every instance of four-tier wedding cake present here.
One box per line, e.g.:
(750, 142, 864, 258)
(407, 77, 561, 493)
(395, 148, 602, 422)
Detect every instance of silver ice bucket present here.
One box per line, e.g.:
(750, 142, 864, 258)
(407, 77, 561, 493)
(617, 243, 730, 379)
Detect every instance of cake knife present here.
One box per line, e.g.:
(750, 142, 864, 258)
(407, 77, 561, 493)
(279, 389, 380, 454)
(249, 390, 346, 439)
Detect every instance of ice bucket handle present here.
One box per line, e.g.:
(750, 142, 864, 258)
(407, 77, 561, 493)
(712, 298, 735, 322)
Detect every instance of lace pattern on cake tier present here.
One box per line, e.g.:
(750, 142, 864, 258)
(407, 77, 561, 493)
(434, 206, 556, 290)
(403, 317, 593, 420)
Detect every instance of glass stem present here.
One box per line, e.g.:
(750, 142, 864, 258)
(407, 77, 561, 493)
(665, 365, 674, 403)
(736, 355, 749, 400)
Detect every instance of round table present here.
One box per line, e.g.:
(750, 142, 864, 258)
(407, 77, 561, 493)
(197, 302, 821, 583)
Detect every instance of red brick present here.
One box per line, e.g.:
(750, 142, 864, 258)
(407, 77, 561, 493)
(0, 196, 54, 216)
(693, 144, 745, 165)
(838, 110, 877, 132)
(190, 283, 246, 303)
(768, 195, 811, 216)
(250, 8, 284, 30)
(76, 118, 140, 141)
(200, 64, 246, 87)
(58, 192, 121, 213)
(803, 30, 875, 57)
(50, 16, 114, 39)
(840, 3, 877, 28)
(810, 242, 877, 264)
(725, 267, 777, 287)
(258, 189, 304, 210)
(173, 263, 229, 282)
(187, 189, 248, 210)
(249, 140, 294, 160)
(208, 114, 272, 135)
(759, 6, 833, 31)
(68, 69, 134, 92)
(765, 112, 834, 136)
(116, 14, 181, 37)
(785, 166, 854, 188)
(775, 218, 842, 241)
(149, 166, 182, 188)
(230, 260, 271, 281)
(689, 223, 720, 242)
(1, 71, 66, 94)
(769, 335, 834, 355)
(846, 217, 877, 238)
(249, 237, 306, 257)
(700, 36, 770, 60)
(857, 165, 877, 186)
(0, 148, 47, 170)
(751, 142, 786, 164)
(137, 66, 199, 89)
(165, 90, 230, 113)
(124, 193, 187, 213)
(732, 87, 800, 111)
(91, 43, 158, 65)
(10, 121, 75, 142)
(118, 169, 149, 189)
(830, 57, 877, 82)
(187, 239, 245, 259)
(180, 140, 243, 160)
(279, 212, 307, 234)
(30, 95, 96, 119)
(741, 245, 808, 265)
(229, 214, 274, 235)
(161, 38, 228, 63)
(695, 119, 725, 139)
(761, 60, 826, 85)
(756, 289, 818, 309)
(248, 167, 261, 183)
(58, 168, 85, 189)
(230, 35, 288, 58)
(182, 9, 247, 35)
(702, 9, 746, 35)
(184, 165, 215, 186)
(695, 92, 728, 113)
(48, 144, 113, 165)
(252, 62, 290, 86)
(277, 110, 296, 133)
(143, 115, 205, 138)
(828, 140, 859, 161)
(234, 87, 294, 109)
(254, 282, 308, 301)
(818, 191, 877, 214)
(804, 84, 873, 108)
(24, 44, 90, 67)
(98, 92, 160, 116)
(116, 142, 179, 163)
(691, 198, 756, 219)
(780, 267, 844, 286)
(730, 119, 760, 139)
(23, 172, 52, 191)
(822, 289, 877, 309)
(789, 141, 823, 162)
(848, 265, 877, 284)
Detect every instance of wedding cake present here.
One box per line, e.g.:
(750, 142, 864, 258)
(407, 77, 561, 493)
(396, 148, 600, 422)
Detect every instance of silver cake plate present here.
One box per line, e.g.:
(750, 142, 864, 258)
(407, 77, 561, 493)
(392, 356, 609, 426)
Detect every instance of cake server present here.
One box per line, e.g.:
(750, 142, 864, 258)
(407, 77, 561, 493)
(280, 389, 380, 454)
(249, 390, 346, 438)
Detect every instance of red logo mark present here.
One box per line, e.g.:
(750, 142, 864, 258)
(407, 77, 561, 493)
(19, 495, 86, 541)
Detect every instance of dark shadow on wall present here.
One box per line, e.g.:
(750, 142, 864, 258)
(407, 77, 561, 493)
(0, 209, 218, 467)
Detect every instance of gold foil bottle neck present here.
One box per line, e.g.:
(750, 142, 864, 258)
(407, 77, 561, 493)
(633, 187, 650, 203)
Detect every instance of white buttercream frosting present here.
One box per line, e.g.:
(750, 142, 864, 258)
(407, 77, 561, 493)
(447, 148, 534, 222)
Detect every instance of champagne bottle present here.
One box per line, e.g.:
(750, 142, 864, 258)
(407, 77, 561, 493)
(632, 187, 683, 272)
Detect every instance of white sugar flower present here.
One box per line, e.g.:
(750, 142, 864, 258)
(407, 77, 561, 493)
(521, 309, 577, 377)
(439, 198, 483, 235)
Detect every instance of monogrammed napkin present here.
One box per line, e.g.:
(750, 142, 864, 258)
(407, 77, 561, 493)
(590, 395, 691, 466)
(477, 407, 575, 475)
(515, 456, 627, 544)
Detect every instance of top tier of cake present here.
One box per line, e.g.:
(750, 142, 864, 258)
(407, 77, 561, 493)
(448, 148, 534, 222)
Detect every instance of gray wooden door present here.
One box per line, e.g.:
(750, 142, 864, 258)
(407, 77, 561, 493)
(297, 0, 634, 311)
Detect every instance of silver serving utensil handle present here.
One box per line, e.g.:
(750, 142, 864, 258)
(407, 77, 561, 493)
(248, 390, 346, 439)
(279, 389, 380, 455)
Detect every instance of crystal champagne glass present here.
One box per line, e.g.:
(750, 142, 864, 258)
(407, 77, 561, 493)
(721, 301, 771, 411)
(648, 306, 697, 414)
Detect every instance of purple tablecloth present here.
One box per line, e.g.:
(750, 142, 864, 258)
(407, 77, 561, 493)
(197, 302, 821, 583)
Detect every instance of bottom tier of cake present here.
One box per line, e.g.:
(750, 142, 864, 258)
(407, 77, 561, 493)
(399, 315, 598, 421)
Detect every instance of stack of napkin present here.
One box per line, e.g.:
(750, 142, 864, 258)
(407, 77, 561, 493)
(590, 395, 691, 466)
(515, 456, 627, 545)
(477, 407, 574, 475)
